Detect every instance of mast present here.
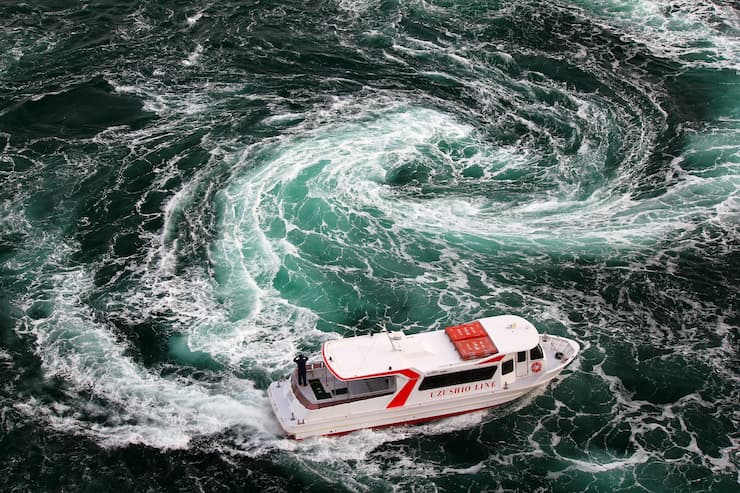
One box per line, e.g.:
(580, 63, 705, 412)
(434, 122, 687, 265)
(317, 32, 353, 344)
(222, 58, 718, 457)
(380, 321, 403, 351)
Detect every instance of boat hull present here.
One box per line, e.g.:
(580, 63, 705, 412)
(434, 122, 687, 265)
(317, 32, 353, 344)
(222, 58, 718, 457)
(324, 404, 504, 437)
(269, 363, 564, 438)
(268, 333, 578, 439)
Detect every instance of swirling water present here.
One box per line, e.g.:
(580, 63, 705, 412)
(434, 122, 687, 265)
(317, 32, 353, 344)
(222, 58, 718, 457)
(0, 1, 738, 491)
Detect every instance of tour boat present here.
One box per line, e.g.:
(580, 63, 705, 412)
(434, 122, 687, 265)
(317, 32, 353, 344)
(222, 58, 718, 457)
(267, 315, 579, 439)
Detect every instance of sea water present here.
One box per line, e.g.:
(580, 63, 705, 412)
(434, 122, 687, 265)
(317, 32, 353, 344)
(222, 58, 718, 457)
(0, 1, 737, 491)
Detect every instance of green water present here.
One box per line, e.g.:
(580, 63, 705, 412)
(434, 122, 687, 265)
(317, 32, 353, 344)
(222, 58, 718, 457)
(0, 1, 738, 491)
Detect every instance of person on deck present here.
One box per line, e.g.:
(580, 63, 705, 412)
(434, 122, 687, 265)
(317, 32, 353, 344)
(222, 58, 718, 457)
(293, 354, 309, 386)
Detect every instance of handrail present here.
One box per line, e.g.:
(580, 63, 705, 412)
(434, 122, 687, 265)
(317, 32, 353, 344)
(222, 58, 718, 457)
(290, 369, 396, 409)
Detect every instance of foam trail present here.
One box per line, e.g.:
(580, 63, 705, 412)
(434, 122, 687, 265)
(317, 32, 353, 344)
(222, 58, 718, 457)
(18, 245, 277, 449)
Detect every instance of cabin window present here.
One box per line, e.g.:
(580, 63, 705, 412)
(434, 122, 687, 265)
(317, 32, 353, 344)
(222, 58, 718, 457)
(517, 351, 526, 362)
(530, 344, 544, 360)
(347, 376, 395, 396)
(502, 359, 514, 375)
(418, 366, 498, 390)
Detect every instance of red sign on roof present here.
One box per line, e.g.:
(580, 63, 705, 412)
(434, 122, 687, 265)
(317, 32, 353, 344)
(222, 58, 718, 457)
(453, 336, 498, 360)
(445, 321, 487, 341)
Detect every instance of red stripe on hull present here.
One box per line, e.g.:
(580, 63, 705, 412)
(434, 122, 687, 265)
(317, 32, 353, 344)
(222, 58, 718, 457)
(478, 354, 505, 365)
(322, 344, 421, 408)
(385, 377, 419, 408)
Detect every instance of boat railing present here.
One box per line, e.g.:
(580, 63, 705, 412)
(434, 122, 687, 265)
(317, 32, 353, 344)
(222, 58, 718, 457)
(306, 361, 326, 373)
(541, 335, 578, 370)
(292, 361, 396, 409)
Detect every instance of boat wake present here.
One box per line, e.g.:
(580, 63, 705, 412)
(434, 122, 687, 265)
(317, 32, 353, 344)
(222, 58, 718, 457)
(1, 0, 737, 490)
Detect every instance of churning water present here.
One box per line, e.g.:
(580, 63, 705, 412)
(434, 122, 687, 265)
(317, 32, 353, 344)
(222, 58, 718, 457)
(0, 1, 738, 491)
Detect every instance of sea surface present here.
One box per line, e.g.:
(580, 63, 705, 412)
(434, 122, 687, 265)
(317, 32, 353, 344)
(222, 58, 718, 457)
(1, 1, 738, 491)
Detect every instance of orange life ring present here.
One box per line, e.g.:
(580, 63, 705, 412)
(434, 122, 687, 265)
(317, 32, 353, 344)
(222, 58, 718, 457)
(531, 361, 542, 373)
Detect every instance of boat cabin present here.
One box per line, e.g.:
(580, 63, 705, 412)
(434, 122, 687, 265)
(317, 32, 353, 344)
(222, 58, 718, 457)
(289, 315, 548, 409)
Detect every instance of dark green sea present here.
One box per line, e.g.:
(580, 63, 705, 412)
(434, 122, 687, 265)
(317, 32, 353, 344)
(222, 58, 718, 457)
(1, 0, 738, 491)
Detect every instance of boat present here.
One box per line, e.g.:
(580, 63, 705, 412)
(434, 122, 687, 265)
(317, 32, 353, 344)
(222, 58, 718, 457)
(267, 315, 579, 439)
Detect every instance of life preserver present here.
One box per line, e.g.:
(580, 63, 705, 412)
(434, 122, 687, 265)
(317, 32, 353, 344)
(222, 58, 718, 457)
(531, 361, 542, 373)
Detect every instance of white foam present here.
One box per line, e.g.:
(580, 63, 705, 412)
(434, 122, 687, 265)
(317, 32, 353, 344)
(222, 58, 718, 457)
(261, 112, 304, 125)
(567, 0, 740, 69)
(566, 449, 651, 473)
(182, 43, 204, 66)
(186, 12, 204, 27)
(120, 6, 153, 38)
(0, 25, 59, 73)
(441, 461, 486, 475)
(10, 236, 280, 449)
(382, 50, 408, 65)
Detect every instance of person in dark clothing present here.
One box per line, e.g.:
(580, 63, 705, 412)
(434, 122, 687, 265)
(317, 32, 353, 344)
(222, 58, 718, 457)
(293, 354, 309, 386)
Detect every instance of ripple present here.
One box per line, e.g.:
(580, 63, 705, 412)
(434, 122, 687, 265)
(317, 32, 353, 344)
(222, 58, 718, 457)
(1, 1, 737, 490)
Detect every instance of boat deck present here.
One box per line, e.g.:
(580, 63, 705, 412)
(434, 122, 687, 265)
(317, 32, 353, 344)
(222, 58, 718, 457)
(541, 334, 579, 369)
(291, 362, 396, 409)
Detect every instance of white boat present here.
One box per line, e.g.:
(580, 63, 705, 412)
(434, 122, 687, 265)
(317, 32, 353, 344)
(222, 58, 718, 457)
(267, 315, 579, 439)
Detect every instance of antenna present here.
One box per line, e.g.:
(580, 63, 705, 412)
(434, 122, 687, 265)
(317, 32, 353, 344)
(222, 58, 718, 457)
(379, 320, 403, 351)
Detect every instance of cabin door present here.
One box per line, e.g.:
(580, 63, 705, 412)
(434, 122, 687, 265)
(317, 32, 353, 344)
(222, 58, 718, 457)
(515, 351, 528, 377)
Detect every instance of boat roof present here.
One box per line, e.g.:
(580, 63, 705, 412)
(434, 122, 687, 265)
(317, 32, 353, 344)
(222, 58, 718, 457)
(323, 315, 540, 380)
